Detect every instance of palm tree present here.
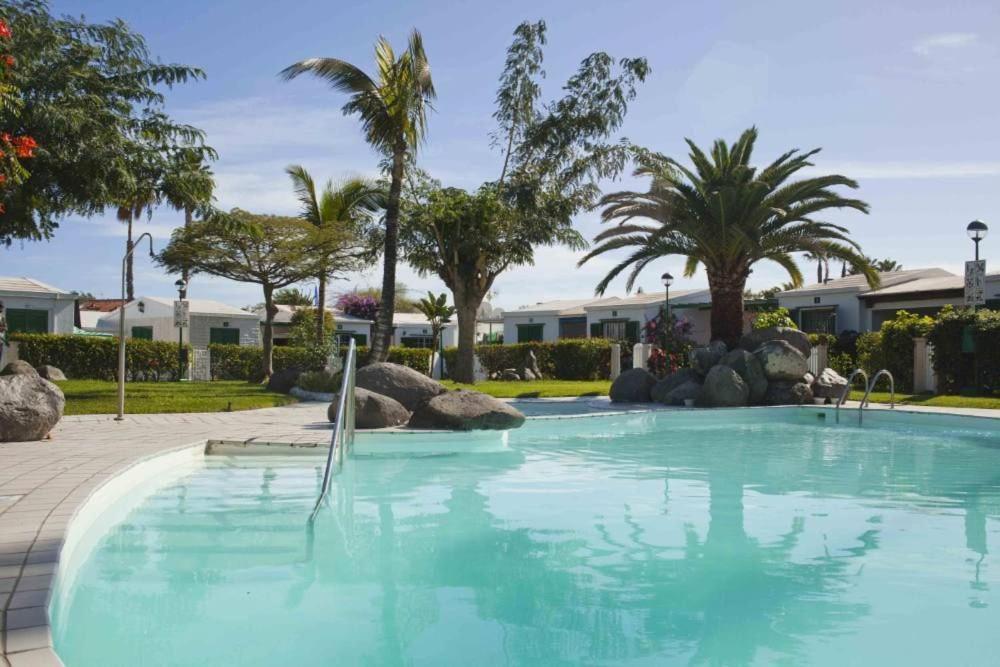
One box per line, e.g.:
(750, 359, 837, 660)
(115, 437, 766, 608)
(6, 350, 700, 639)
(286, 165, 384, 343)
(414, 291, 455, 377)
(579, 128, 878, 347)
(281, 31, 435, 362)
(804, 251, 830, 284)
(162, 147, 216, 286)
(116, 185, 158, 302)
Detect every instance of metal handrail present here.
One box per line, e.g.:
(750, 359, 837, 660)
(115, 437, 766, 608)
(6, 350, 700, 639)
(836, 368, 869, 424)
(309, 338, 357, 522)
(860, 370, 895, 424)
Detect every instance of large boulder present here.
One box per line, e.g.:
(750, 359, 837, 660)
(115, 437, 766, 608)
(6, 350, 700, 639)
(328, 387, 410, 429)
(0, 360, 38, 377)
(664, 380, 703, 406)
(721, 349, 768, 404)
(37, 365, 67, 382)
(812, 367, 849, 399)
(266, 367, 302, 394)
(764, 380, 814, 406)
(698, 365, 750, 407)
(689, 340, 727, 376)
(740, 326, 811, 358)
(650, 368, 701, 404)
(755, 340, 809, 381)
(609, 367, 657, 403)
(0, 374, 65, 442)
(356, 362, 446, 411)
(408, 390, 526, 431)
(521, 350, 543, 381)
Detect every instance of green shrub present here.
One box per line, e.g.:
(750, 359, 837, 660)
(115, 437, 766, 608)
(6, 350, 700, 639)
(386, 347, 433, 373)
(296, 370, 342, 393)
(972, 309, 1000, 392)
(828, 351, 855, 380)
(879, 310, 933, 392)
(11, 333, 185, 381)
(441, 339, 614, 380)
(753, 307, 796, 330)
(807, 333, 837, 348)
(855, 332, 883, 377)
(209, 343, 432, 380)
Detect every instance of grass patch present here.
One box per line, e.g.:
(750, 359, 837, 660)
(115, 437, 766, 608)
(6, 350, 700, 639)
(57, 380, 297, 415)
(848, 391, 1000, 410)
(441, 379, 611, 399)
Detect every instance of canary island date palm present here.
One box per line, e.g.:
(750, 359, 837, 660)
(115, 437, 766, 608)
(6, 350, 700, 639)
(287, 165, 384, 343)
(281, 31, 435, 363)
(579, 127, 878, 347)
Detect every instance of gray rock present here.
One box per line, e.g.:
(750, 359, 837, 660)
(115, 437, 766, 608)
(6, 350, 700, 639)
(356, 362, 447, 411)
(689, 340, 728, 376)
(755, 340, 809, 381)
(721, 349, 768, 404)
(0, 374, 65, 442)
(609, 367, 657, 403)
(803, 372, 816, 386)
(408, 390, 526, 431)
(740, 326, 811, 358)
(664, 380, 703, 406)
(650, 368, 701, 404)
(812, 367, 849, 399)
(764, 380, 814, 406)
(266, 366, 302, 394)
(0, 360, 37, 377)
(37, 365, 67, 381)
(522, 350, 543, 380)
(521, 367, 538, 381)
(698, 365, 750, 407)
(328, 387, 410, 429)
(499, 369, 521, 382)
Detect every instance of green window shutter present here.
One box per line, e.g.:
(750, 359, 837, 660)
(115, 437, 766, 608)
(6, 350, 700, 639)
(131, 326, 153, 340)
(6, 309, 48, 334)
(516, 323, 544, 343)
(210, 328, 240, 345)
(590, 322, 601, 338)
(625, 320, 639, 343)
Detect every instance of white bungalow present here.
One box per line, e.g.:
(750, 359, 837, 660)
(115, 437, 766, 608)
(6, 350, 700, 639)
(98, 296, 261, 347)
(0, 277, 76, 335)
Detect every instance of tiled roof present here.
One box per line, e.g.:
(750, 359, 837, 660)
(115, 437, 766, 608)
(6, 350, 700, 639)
(79, 298, 126, 312)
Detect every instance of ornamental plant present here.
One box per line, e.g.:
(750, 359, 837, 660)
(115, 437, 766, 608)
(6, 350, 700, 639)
(0, 18, 38, 212)
(335, 293, 379, 322)
(752, 307, 797, 330)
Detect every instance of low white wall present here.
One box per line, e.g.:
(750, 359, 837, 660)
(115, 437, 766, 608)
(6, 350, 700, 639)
(0, 294, 75, 334)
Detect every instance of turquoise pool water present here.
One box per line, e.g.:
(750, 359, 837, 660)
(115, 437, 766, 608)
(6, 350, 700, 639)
(52, 408, 1000, 666)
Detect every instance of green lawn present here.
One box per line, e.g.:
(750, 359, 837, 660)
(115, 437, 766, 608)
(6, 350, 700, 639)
(442, 379, 611, 398)
(57, 380, 297, 416)
(848, 390, 1000, 410)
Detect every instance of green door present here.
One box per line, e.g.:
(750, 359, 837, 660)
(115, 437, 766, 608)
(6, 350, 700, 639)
(131, 326, 153, 340)
(210, 327, 240, 345)
(5, 308, 48, 334)
(516, 323, 544, 342)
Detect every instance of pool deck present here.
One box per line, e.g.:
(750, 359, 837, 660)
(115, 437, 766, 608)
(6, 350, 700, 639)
(1, 398, 998, 665)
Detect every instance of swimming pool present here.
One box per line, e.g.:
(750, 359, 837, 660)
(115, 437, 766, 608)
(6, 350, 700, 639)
(51, 408, 1000, 666)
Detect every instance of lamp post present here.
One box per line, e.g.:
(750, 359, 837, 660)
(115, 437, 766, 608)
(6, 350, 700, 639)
(116, 233, 155, 421)
(967, 220, 988, 262)
(661, 272, 674, 322)
(175, 278, 188, 382)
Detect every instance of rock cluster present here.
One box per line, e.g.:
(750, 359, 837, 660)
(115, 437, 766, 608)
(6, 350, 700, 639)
(331, 362, 525, 431)
(0, 362, 65, 442)
(608, 327, 847, 407)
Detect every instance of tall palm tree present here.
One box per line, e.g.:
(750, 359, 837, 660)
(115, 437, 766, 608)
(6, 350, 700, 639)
(281, 31, 435, 362)
(162, 147, 216, 286)
(116, 184, 158, 302)
(286, 165, 384, 342)
(804, 251, 830, 284)
(579, 128, 878, 347)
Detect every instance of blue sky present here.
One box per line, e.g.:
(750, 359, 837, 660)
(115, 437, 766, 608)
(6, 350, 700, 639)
(4, 0, 1000, 310)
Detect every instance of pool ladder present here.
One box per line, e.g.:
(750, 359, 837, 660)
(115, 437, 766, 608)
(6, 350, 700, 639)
(835, 369, 894, 425)
(309, 338, 357, 522)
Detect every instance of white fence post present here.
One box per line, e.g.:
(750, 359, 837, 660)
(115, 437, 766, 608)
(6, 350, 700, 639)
(632, 343, 652, 372)
(913, 337, 937, 394)
(610, 343, 621, 380)
(192, 347, 211, 382)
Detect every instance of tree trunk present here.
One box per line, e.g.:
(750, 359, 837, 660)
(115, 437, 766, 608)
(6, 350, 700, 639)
(182, 206, 192, 286)
(125, 214, 135, 301)
(369, 147, 406, 363)
(316, 274, 327, 344)
(816, 259, 822, 285)
(262, 284, 276, 380)
(453, 284, 481, 384)
(428, 329, 439, 378)
(708, 275, 747, 349)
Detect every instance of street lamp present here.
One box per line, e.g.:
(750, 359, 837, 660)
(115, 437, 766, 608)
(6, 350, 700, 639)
(661, 272, 674, 322)
(116, 233, 155, 421)
(175, 278, 188, 382)
(967, 220, 989, 262)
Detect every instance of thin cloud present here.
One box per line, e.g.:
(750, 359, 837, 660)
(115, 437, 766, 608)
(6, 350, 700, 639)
(912, 32, 979, 57)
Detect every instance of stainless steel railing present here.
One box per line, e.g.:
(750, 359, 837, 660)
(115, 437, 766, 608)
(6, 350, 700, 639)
(309, 338, 357, 522)
(836, 368, 869, 424)
(860, 369, 895, 424)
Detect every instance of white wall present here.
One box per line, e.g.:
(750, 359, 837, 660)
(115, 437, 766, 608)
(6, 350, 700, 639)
(0, 294, 75, 334)
(503, 313, 561, 343)
(777, 292, 864, 332)
(99, 312, 260, 347)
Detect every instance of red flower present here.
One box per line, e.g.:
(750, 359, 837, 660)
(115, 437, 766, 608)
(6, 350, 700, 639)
(0, 174, 6, 184)
(2, 55, 13, 68)
(0, 21, 10, 40)
(12, 136, 36, 158)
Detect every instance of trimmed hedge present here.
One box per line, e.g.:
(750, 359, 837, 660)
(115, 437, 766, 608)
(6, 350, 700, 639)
(878, 310, 933, 392)
(208, 343, 433, 381)
(928, 306, 1000, 393)
(11, 333, 186, 381)
(442, 338, 614, 380)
